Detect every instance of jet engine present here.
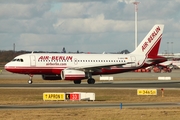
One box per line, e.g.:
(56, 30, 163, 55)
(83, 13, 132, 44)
(61, 69, 86, 80)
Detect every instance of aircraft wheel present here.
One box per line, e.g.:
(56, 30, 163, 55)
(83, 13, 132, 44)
(74, 80, 81, 84)
(28, 80, 33, 84)
(87, 78, 95, 84)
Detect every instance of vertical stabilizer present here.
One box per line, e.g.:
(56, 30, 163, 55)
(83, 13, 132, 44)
(131, 24, 164, 57)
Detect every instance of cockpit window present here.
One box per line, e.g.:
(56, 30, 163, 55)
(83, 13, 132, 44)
(12, 58, 24, 62)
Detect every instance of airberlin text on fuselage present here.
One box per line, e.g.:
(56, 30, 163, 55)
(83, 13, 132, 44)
(38, 56, 73, 61)
(142, 26, 161, 52)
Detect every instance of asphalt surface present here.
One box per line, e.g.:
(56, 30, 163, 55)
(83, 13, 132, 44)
(1, 103, 180, 110)
(0, 81, 180, 88)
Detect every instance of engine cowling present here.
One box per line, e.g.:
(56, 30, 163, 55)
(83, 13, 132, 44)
(42, 74, 61, 80)
(61, 70, 86, 80)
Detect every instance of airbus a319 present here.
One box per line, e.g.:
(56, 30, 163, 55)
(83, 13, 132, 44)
(5, 24, 166, 84)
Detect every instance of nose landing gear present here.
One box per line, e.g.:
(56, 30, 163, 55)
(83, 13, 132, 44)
(28, 74, 33, 84)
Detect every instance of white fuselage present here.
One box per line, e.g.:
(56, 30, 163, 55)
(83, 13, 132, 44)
(5, 53, 145, 75)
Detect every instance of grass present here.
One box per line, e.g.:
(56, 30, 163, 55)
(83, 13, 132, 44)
(0, 108, 180, 120)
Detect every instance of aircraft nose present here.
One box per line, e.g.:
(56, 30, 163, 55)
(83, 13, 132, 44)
(4, 62, 12, 72)
(4, 63, 9, 70)
(4, 62, 20, 73)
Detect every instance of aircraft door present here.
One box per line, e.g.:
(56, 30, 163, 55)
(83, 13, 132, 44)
(30, 55, 36, 66)
(131, 56, 136, 67)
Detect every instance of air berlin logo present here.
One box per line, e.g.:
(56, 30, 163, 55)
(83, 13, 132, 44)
(38, 56, 73, 61)
(142, 26, 161, 52)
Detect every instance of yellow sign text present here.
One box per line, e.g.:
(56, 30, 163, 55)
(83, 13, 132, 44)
(137, 89, 157, 95)
(43, 93, 65, 101)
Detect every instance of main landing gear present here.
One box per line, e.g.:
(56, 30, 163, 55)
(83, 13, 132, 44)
(73, 72, 95, 84)
(73, 72, 96, 84)
(87, 78, 95, 84)
(73, 78, 95, 84)
(28, 74, 33, 84)
(87, 72, 95, 84)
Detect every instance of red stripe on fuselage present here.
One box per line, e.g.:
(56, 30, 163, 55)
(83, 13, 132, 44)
(5, 66, 65, 74)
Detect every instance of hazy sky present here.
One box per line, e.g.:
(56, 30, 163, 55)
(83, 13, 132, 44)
(0, 0, 179, 53)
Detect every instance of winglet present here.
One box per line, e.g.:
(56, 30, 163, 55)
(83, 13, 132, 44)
(131, 24, 164, 58)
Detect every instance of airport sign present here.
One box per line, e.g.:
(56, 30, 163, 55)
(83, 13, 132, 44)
(43, 93, 65, 101)
(137, 89, 157, 95)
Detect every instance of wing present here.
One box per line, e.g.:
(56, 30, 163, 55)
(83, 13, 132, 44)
(65, 62, 134, 72)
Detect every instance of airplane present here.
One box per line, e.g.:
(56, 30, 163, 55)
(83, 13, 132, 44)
(5, 24, 167, 84)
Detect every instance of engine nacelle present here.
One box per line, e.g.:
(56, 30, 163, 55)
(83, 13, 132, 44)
(61, 69, 86, 80)
(42, 74, 61, 80)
